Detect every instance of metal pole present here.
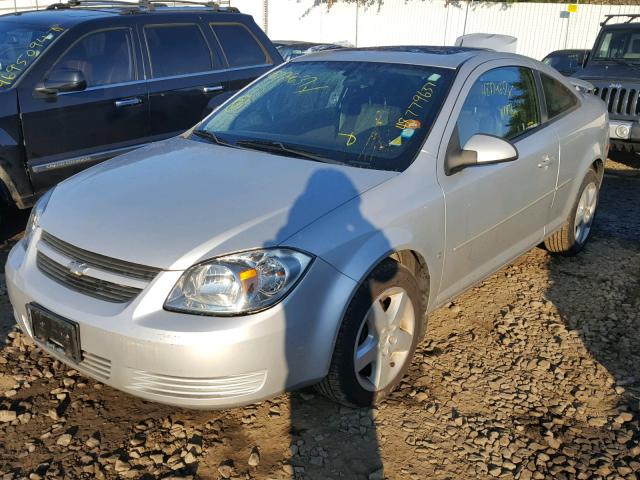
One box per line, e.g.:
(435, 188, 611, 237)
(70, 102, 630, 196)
(462, 0, 470, 36)
(355, 0, 359, 47)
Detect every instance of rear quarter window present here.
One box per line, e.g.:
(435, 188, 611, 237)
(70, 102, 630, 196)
(210, 23, 268, 68)
(540, 73, 579, 119)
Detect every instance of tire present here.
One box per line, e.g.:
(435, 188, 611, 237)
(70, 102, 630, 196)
(315, 259, 425, 407)
(544, 168, 599, 256)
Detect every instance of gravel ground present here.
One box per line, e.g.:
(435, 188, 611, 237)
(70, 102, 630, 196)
(0, 168, 638, 480)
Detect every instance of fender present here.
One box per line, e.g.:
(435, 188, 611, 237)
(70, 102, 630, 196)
(549, 106, 607, 235)
(286, 170, 446, 314)
(0, 128, 35, 209)
(0, 88, 35, 209)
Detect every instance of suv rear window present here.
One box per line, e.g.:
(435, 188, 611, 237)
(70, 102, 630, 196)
(211, 23, 267, 68)
(144, 24, 214, 78)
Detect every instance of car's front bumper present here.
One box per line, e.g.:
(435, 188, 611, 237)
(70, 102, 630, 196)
(5, 233, 357, 409)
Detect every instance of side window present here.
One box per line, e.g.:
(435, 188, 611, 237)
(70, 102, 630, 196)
(144, 24, 215, 78)
(457, 66, 540, 146)
(49, 29, 134, 88)
(541, 73, 578, 119)
(211, 23, 268, 68)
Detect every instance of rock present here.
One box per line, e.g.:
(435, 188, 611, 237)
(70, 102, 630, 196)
(546, 437, 561, 450)
(248, 448, 260, 467)
(0, 410, 16, 423)
(614, 412, 633, 424)
(85, 437, 100, 448)
(217, 464, 233, 478)
(56, 434, 72, 446)
(415, 392, 429, 403)
(587, 417, 607, 427)
(114, 460, 130, 473)
(183, 452, 196, 464)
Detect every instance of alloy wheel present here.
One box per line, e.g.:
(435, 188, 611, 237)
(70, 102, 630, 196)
(353, 286, 416, 392)
(574, 182, 598, 245)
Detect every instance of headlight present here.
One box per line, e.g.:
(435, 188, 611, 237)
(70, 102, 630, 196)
(164, 248, 313, 315)
(22, 188, 54, 248)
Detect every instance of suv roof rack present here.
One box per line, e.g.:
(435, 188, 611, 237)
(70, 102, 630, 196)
(45, 0, 239, 13)
(601, 14, 640, 26)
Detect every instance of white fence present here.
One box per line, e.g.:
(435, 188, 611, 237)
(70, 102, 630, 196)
(3, 0, 640, 60)
(238, 0, 640, 60)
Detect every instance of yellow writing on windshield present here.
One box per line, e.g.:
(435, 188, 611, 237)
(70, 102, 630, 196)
(0, 25, 66, 89)
(396, 80, 438, 129)
(338, 132, 357, 146)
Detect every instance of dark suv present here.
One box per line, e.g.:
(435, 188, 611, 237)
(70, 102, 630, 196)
(577, 14, 640, 152)
(0, 1, 281, 217)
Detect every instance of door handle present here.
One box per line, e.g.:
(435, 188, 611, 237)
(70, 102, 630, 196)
(538, 155, 553, 169)
(202, 85, 224, 94)
(114, 97, 142, 108)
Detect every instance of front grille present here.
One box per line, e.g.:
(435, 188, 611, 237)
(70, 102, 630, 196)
(37, 251, 142, 303)
(593, 86, 640, 117)
(40, 232, 161, 281)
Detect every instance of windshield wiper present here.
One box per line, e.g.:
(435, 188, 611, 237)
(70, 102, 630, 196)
(235, 139, 343, 165)
(191, 129, 238, 149)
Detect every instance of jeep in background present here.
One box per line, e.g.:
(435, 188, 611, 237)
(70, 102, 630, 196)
(577, 14, 640, 153)
(0, 0, 282, 221)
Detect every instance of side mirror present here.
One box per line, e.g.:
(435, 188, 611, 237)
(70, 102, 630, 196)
(447, 133, 518, 174)
(35, 69, 86, 95)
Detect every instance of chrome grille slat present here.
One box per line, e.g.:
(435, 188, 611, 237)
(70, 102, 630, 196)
(40, 232, 161, 281)
(80, 351, 111, 380)
(128, 370, 266, 399)
(592, 83, 640, 119)
(37, 252, 142, 303)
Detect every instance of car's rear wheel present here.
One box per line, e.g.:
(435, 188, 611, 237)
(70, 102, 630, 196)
(544, 168, 599, 256)
(316, 259, 424, 407)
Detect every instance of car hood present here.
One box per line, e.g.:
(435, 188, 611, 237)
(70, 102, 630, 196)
(577, 63, 640, 82)
(40, 137, 395, 270)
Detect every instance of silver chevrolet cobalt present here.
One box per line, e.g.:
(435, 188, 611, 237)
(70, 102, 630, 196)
(6, 47, 607, 408)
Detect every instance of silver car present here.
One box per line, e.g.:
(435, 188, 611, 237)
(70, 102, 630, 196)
(6, 47, 608, 409)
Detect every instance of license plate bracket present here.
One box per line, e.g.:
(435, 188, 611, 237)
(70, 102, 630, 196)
(28, 304, 82, 363)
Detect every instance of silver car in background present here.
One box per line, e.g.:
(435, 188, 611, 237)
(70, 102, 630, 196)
(6, 47, 608, 409)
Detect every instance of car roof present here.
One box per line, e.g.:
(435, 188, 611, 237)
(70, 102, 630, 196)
(602, 22, 640, 30)
(292, 46, 527, 70)
(0, 6, 247, 27)
(545, 49, 589, 55)
(0, 8, 112, 26)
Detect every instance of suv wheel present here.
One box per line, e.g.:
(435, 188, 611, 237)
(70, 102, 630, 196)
(316, 259, 424, 407)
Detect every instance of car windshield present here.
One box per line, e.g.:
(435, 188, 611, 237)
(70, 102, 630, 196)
(198, 61, 454, 172)
(543, 52, 585, 74)
(0, 21, 67, 90)
(592, 29, 640, 63)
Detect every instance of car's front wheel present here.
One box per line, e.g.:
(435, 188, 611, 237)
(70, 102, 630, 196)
(316, 259, 424, 407)
(544, 168, 600, 256)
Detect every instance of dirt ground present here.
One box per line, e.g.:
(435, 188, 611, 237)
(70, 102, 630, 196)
(0, 158, 638, 480)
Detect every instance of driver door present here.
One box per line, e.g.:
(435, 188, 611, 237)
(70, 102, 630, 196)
(435, 63, 559, 304)
(18, 26, 150, 192)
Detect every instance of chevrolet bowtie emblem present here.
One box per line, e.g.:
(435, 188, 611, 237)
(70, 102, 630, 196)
(68, 260, 89, 277)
